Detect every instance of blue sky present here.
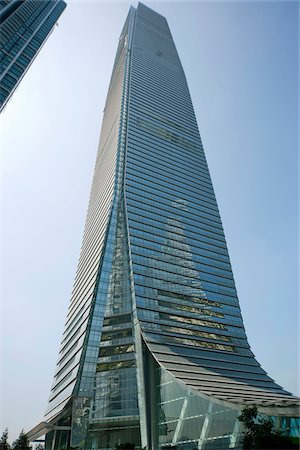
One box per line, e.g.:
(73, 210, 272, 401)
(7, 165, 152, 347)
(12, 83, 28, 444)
(1, 0, 298, 442)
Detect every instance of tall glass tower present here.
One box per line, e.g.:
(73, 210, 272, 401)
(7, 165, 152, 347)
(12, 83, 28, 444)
(28, 3, 299, 449)
(0, 0, 66, 112)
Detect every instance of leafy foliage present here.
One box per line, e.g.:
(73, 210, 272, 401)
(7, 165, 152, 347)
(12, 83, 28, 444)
(35, 445, 44, 450)
(238, 406, 298, 449)
(0, 429, 10, 450)
(12, 431, 31, 450)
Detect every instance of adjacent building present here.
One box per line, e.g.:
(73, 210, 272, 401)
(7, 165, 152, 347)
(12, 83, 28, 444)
(0, 0, 66, 112)
(28, 3, 299, 449)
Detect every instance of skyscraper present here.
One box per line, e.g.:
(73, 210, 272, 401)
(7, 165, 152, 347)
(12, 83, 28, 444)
(28, 3, 299, 449)
(0, 0, 66, 112)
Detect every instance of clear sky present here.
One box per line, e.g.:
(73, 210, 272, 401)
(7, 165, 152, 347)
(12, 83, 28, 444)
(1, 0, 298, 443)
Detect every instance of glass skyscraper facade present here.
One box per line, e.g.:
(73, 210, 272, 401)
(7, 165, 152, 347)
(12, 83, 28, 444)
(28, 3, 299, 449)
(0, 0, 66, 112)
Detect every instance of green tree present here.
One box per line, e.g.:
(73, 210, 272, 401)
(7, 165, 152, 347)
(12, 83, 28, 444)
(34, 445, 44, 450)
(12, 431, 31, 450)
(0, 429, 11, 450)
(238, 406, 298, 449)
